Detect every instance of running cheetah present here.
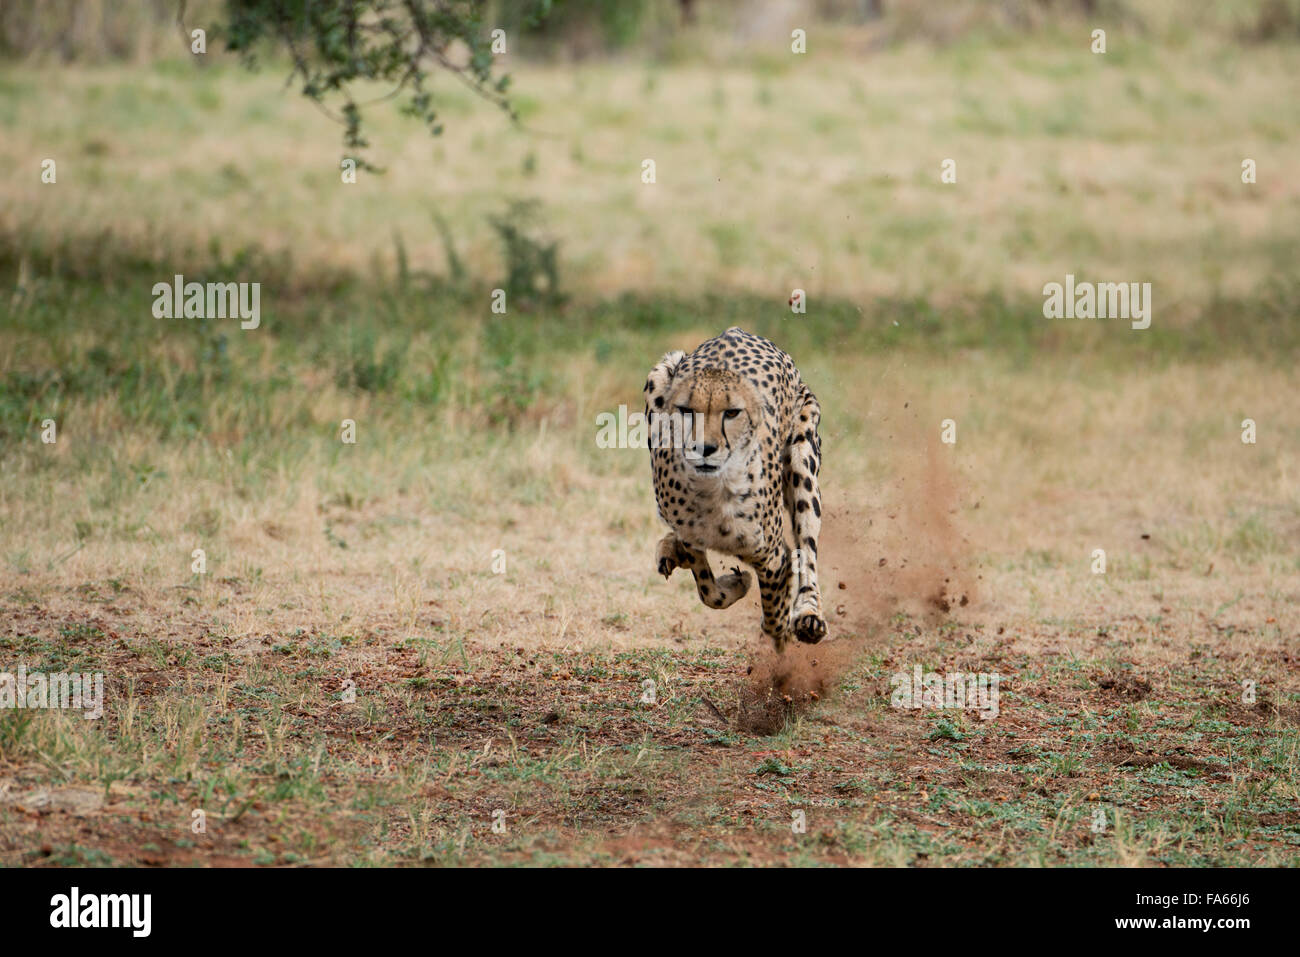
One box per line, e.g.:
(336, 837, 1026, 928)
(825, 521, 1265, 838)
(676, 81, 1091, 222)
(644, 327, 826, 651)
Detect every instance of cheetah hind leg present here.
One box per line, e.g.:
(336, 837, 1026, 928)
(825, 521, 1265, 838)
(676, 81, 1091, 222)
(787, 389, 828, 645)
(656, 533, 751, 610)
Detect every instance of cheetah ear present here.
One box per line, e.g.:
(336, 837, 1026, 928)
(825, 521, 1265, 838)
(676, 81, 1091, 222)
(644, 350, 685, 413)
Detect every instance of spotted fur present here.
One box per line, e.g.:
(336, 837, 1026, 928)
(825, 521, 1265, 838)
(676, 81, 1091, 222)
(644, 327, 826, 652)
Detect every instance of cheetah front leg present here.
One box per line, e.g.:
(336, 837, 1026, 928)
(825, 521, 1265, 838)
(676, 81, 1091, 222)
(754, 545, 794, 653)
(656, 533, 751, 610)
(785, 388, 827, 644)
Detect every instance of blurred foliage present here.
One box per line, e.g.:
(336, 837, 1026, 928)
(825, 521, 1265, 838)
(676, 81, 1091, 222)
(494, 0, 656, 53)
(0, 1, 552, 167)
(0, 0, 202, 62)
(487, 199, 563, 309)
(5, 1, 1298, 67)
(219, 0, 550, 168)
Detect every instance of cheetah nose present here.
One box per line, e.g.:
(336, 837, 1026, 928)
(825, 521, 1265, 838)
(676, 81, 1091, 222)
(701, 443, 718, 457)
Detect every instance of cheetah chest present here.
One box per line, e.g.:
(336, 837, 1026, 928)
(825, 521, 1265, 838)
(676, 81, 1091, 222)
(660, 454, 770, 560)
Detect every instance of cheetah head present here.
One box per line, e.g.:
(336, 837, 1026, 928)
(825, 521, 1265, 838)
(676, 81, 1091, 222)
(660, 366, 762, 477)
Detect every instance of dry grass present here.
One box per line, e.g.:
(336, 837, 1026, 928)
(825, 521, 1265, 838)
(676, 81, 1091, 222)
(4, 350, 1297, 642)
(0, 27, 1297, 865)
(2, 351, 1297, 865)
(2, 31, 1298, 306)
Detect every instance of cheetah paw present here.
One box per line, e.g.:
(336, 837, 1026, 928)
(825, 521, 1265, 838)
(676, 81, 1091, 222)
(656, 537, 686, 579)
(712, 567, 752, 607)
(793, 613, 827, 644)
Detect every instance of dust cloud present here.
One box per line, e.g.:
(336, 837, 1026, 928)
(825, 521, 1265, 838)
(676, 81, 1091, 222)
(737, 413, 981, 733)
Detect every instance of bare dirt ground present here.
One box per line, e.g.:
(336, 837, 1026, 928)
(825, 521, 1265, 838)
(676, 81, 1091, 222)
(2, 560, 1295, 866)
(3, 399, 1296, 866)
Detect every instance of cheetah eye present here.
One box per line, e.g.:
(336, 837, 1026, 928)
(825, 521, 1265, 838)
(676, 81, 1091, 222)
(723, 409, 742, 420)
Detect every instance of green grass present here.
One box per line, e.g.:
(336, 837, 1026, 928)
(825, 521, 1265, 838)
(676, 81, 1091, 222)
(4, 229, 1299, 451)
(1, 24, 1298, 867)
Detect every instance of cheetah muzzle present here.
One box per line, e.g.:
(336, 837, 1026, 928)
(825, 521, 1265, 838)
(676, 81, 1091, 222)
(644, 327, 826, 652)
